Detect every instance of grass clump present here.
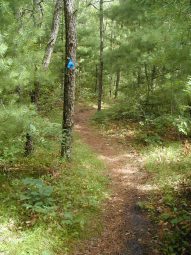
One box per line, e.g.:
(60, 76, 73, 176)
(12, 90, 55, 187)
(143, 143, 191, 185)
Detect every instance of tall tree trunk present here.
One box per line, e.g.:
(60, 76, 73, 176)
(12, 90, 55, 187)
(95, 64, 98, 93)
(25, 133, 33, 156)
(114, 69, 120, 99)
(109, 75, 112, 97)
(97, 0, 104, 111)
(31, 80, 40, 107)
(61, 5, 65, 94)
(61, 0, 77, 159)
(26, 0, 44, 156)
(109, 20, 114, 98)
(27, 68, 39, 156)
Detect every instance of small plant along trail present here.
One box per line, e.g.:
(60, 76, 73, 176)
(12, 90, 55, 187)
(74, 106, 159, 255)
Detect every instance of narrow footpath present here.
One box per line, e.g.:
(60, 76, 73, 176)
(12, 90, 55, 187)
(73, 106, 159, 255)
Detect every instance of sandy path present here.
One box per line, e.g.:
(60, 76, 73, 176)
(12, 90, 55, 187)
(73, 106, 159, 255)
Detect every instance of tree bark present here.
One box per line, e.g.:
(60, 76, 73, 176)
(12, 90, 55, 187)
(95, 64, 98, 93)
(30, 80, 40, 106)
(109, 21, 114, 98)
(61, 0, 77, 159)
(97, 0, 104, 111)
(25, 133, 33, 156)
(114, 69, 120, 99)
(43, 0, 63, 69)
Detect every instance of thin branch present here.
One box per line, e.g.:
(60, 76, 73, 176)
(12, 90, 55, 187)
(86, 0, 114, 10)
(43, 0, 63, 69)
(37, 0, 44, 17)
(89, 3, 99, 10)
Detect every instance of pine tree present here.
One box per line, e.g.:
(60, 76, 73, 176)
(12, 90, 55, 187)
(61, 0, 77, 159)
(97, 0, 104, 111)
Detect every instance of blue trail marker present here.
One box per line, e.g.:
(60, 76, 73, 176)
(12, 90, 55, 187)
(67, 58, 75, 70)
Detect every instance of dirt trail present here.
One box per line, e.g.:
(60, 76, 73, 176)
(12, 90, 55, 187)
(73, 106, 159, 255)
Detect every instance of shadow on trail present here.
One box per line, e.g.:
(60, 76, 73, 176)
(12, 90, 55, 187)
(74, 106, 159, 255)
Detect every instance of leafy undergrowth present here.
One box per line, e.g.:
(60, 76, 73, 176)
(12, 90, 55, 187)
(0, 138, 108, 255)
(142, 143, 191, 255)
(92, 104, 190, 144)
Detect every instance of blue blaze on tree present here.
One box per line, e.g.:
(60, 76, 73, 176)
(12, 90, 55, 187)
(61, 0, 77, 159)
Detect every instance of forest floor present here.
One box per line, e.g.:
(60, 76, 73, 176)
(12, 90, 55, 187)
(73, 105, 159, 255)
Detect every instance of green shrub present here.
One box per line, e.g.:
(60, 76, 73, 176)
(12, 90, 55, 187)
(142, 115, 191, 136)
(154, 178, 191, 255)
(143, 143, 191, 254)
(92, 101, 141, 125)
(0, 105, 61, 163)
(137, 132, 163, 145)
(19, 178, 55, 214)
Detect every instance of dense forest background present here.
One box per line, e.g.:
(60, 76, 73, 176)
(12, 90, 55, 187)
(0, 0, 191, 254)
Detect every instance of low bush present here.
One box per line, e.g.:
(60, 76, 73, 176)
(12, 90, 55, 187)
(0, 105, 61, 163)
(19, 178, 55, 214)
(143, 142, 191, 255)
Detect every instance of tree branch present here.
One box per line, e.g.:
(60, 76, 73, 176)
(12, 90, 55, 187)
(43, 0, 63, 69)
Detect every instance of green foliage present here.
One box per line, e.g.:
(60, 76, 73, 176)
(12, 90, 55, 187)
(0, 135, 108, 254)
(138, 114, 191, 141)
(78, 87, 97, 102)
(19, 178, 55, 214)
(143, 143, 191, 184)
(0, 104, 61, 163)
(147, 178, 191, 255)
(93, 96, 191, 138)
(54, 138, 108, 236)
(92, 101, 141, 125)
(143, 142, 191, 254)
(97, 0, 191, 139)
(0, 105, 35, 162)
(137, 132, 163, 146)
